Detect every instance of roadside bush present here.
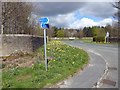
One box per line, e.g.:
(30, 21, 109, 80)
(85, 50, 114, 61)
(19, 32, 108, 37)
(93, 36, 105, 42)
(93, 36, 97, 42)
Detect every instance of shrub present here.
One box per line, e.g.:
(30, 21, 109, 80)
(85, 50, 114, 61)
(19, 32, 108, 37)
(93, 36, 105, 42)
(93, 36, 97, 42)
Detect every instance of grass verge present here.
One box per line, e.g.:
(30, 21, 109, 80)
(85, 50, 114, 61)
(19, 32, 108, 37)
(2, 40, 89, 88)
(80, 37, 118, 46)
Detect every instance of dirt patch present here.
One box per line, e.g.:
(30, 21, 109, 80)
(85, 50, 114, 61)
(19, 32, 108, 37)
(1, 51, 43, 70)
(108, 67, 117, 70)
(102, 79, 116, 86)
(17, 74, 32, 81)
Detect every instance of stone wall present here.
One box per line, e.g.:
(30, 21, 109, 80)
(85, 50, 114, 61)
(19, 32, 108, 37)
(0, 34, 44, 56)
(0, 1, 1, 34)
(0, 35, 2, 57)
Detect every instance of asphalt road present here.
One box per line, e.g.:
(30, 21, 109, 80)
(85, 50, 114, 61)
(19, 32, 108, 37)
(57, 40, 118, 88)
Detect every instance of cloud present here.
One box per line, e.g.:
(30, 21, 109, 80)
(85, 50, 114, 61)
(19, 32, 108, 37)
(22, 0, 117, 2)
(49, 13, 113, 29)
(31, 2, 116, 28)
(98, 18, 113, 26)
(79, 2, 117, 18)
(32, 2, 85, 16)
(49, 13, 75, 28)
(69, 18, 98, 29)
(70, 18, 113, 29)
(32, 2, 117, 18)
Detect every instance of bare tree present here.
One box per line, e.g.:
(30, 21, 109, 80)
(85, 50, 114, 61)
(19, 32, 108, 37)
(112, 1, 120, 38)
(2, 2, 32, 34)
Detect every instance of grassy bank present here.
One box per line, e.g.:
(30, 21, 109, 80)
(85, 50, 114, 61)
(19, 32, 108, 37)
(80, 37, 118, 45)
(2, 40, 89, 88)
(80, 37, 93, 43)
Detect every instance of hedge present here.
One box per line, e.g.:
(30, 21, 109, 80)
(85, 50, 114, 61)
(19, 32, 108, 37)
(93, 36, 105, 42)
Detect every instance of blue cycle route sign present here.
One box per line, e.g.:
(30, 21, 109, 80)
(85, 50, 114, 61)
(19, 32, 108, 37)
(39, 17, 49, 29)
(39, 17, 49, 23)
(41, 23, 49, 29)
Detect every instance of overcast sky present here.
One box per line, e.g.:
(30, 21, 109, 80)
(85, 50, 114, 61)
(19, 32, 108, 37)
(32, 2, 117, 29)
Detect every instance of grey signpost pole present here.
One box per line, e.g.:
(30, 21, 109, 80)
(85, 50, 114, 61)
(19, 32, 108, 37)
(105, 36, 106, 43)
(44, 29, 47, 71)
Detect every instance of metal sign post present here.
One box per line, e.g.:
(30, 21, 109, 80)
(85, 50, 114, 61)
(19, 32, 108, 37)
(44, 29, 47, 71)
(105, 36, 106, 43)
(39, 17, 49, 71)
(105, 32, 109, 43)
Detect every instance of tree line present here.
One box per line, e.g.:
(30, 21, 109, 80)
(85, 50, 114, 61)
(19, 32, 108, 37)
(36, 23, 118, 39)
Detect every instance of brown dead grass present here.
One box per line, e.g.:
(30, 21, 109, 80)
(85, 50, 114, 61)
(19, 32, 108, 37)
(17, 74, 32, 81)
